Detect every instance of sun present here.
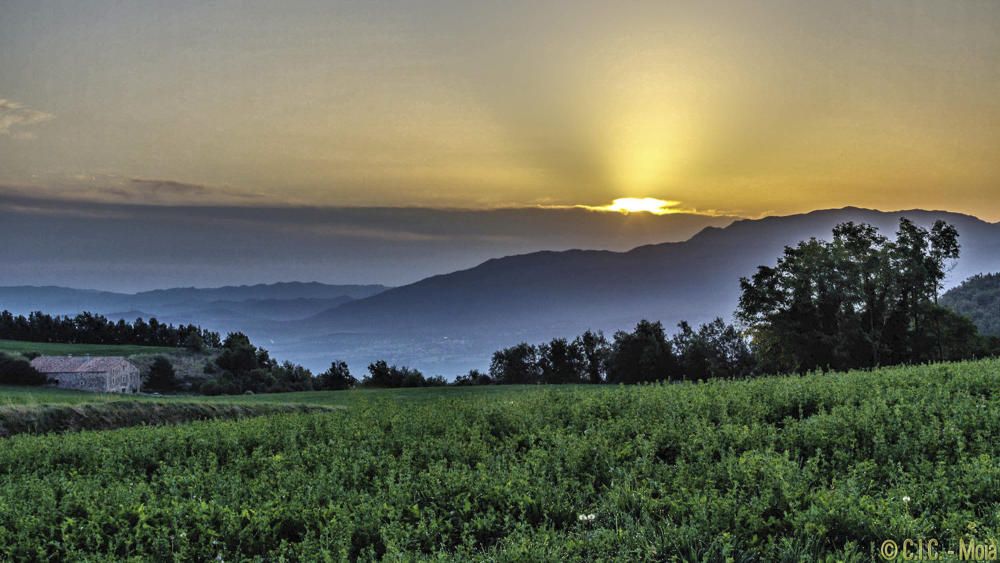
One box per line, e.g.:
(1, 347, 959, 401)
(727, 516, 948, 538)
(593, 197, 682, 215)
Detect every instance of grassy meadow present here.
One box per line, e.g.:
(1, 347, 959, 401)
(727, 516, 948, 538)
(0, 382, 538, 408)
(2, 360, 1000, 559)
(0, 339, 179, 358)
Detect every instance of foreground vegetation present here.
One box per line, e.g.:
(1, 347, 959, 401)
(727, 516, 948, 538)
(2, 359, 1000, 560)
(0, 401, 333, 437)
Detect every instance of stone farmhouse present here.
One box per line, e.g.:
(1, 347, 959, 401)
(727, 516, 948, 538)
(30, 356, 141, 393)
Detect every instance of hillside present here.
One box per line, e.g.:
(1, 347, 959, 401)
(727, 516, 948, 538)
(281, 207, 1000, 373)
(0, 282, 388, 350)
(942, 273, 1000, 336)
(0, 282, 386, 318)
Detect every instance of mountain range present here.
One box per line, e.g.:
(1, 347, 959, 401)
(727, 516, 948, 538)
(2, 207, 998, 374)
(0, 282, 387, 332)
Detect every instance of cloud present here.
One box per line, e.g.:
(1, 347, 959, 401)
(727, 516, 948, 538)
(129, 178, 211, 196)
(123, 177, 264, 203)
(0, 174, 265, 205)
(0, 98, 54, 139)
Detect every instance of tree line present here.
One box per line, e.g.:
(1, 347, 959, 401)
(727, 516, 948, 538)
(459, 318, 754, 385)
(191, 334, 447, 394)
(0, 311, 221, 350)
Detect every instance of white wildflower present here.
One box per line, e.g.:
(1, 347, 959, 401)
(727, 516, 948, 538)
(577, 513, 596, 522)
(902, 496, 911, 503)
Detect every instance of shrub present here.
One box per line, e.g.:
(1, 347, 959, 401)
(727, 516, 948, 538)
(0, 353, 46, 386)
(144, 356, 181, 392)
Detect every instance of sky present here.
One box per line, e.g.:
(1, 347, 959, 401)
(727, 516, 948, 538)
(1, 1, 999, 290)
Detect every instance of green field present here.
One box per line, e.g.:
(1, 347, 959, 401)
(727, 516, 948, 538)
(0, 383, 535, 408)
(3, 360, 1000, 560)
(0, 339, 179, 358)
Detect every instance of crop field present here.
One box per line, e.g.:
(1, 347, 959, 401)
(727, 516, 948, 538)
(2, 360, 1000, 560)
(0, 383, 535, 408)
(0, 339, 179, 358)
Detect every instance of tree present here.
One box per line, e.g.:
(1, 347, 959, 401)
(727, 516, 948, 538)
(215, 333, 268, 376)
(269, 361, 314, 392)
(184, 332, 205, 352)
(672, 319, 755, 380)
(362, 361, 430, 388)
(316, 360, 357, 390)
(145, 356, 180, 392)
(738, 218, 970, 373)
(489, 343, 540, 384)
(606, 320, 679, 383)
(538, 338, 586, 384)
(574, 330, 610, 384)
(207, 332, 285, 393)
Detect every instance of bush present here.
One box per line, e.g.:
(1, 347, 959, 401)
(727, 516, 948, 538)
(454, 369, 493, 385)
(200, 332, 313, 394)
(315, 361, 357, 390)
(144, 356, 181, 392)
(362, 361, 437, 388)
(0, 353, 46, 386)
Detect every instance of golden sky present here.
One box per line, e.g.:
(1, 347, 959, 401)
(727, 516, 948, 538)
(1, 1, 998, 219)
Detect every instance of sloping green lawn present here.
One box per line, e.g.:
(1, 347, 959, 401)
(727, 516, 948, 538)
(0, 339, 179, 357)
(0, 382, 542, 408)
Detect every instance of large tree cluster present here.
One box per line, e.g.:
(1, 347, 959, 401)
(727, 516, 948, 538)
(738, 218, 989, 373)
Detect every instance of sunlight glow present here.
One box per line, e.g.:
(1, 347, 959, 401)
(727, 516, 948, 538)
(589, 197, 682, 215)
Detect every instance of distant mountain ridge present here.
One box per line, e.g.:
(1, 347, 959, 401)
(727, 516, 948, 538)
(132, 282, 386, 303)
(2, 207, 998, 375)
(0, 282, 388, 330)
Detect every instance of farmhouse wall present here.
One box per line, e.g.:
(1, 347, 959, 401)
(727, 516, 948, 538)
(31, 356, 142, 393)
(107, 362, 141, 393)
(47, 372, 110, 392)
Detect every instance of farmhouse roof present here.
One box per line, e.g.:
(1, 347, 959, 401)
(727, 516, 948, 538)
(30, 356, 135, 374)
